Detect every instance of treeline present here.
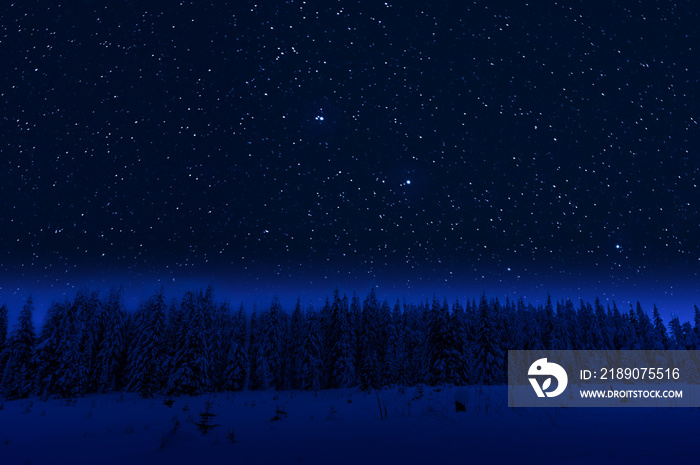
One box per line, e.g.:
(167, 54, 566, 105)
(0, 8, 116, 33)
(0, 287, 698, 399)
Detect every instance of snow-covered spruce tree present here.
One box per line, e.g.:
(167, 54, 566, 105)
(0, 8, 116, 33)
(96, 288, 128, 392)
(250, 340, 271, 390)
(198, 285, 217, 390)
(1, 297, 36, 398)
(668, 316, 683, 349)
(319, 296, 332, 387)
(247, 310, 261, 390)
(80, 289, 105, 393)
(327, 289, 355, 388)
(377, 299, 393, 386)
(0, 304, 7, 377)
(426, 297, 451, 386)
(248, 306, 271, 391)
(541, 294, 555, 350)
(359, 288, 381, 389)
(609, 302, 633, 349)
(579, 301, 602, 350)
(339, 293, 356, 387)
(509, 298, 526, 350)
(634, 302, 654, 349)
(129, 289, 167, 397)
(350, 293, 363, 379)
(458, 299, 478, 383)
(694, 305, 700, 338)
(475, 294, 503, 385)
(52, 288, 102, 396)
(264, 296, 287, 390)
(516, 298, 542, 350)
(651, 305, 669, 350)
(492, 298, 510, 378)
(594, 298, 614, 349)
(32, 301, 69, 396)
(551, 304, 570, 350)
(55, 293, 95, 397)
(163, 299, 183, 392)
(301, 309, 323, 391)
(561, 299, 583, 350)
(681, 322, 698, 349)
(404, 302, 428, 385)
(210, 301, 233, 392)
(386, 300, 405, 386)
(287, 299, 305, 390)
(223, 304, 249, 391)
(167, 290, 209, 395)
(448, 299, 467, 385)
(500, 297, 520, 350)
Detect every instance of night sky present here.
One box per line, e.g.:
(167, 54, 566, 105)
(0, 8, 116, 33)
(1, 1, 698, 319)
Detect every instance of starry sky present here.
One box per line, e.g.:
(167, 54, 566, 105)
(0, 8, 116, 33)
(1, 1, 698, 319)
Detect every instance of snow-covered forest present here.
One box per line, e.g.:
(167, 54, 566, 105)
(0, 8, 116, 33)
(0, 287, 698, 400)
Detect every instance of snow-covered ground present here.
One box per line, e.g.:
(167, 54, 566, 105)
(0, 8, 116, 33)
(1, 386, 698, 464)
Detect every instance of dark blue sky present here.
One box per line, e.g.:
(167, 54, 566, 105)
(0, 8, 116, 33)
(0, 1, 697, 322)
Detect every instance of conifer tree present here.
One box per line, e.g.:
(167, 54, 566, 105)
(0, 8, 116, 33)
(634, 302, 654, 349)
(210, 301, 233, 391)
(669, 316, 683, 349)
(517, 299, 543, 350)
(248, 309, 272, 390)
(449, 299, 468, 384)
(2, 297, 36, 398)
(386, 300, 405, 385)
(199, 285, 217, 389)
(319, 296, 332, 386)
(426, 297, 450, 385)
(551, 306, 570, 350)
(350, 292, 363, 377)
(681, 322, 698, 349)
(81, 289, 105, 393)
(250, 340, 271, 390)
(96, 288, 128, 392)
(542, 294, 555, 349)
(377, 299, 393, 386)
(610, 302, 633, 349)
(579, 301, 602, 350)
(301, 309, 323, 391)
(228, 304, 250, 391)
(651, 305, 669, 349)
(129, 289, 167, 397)
(56, 296, 88, 397)
(247, 310, 261, 389)
(475, 294, 503, 384)
(264, 296, 286, 390)
(52, 289, 102, 395)
(327, 290, 355, 388)
(404, 302, 427, 385)
(163, 300, 183, 390)
(499, 298, 519, 350)
(194, 399, 220, 435)
(0, 304, 7, 376)
(359, 288, 381, 389)
(287, 299, 305, 390)
(167, 290, 208, 395)
(32, 301, 67, 396)
(593, 298, 613, 349)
